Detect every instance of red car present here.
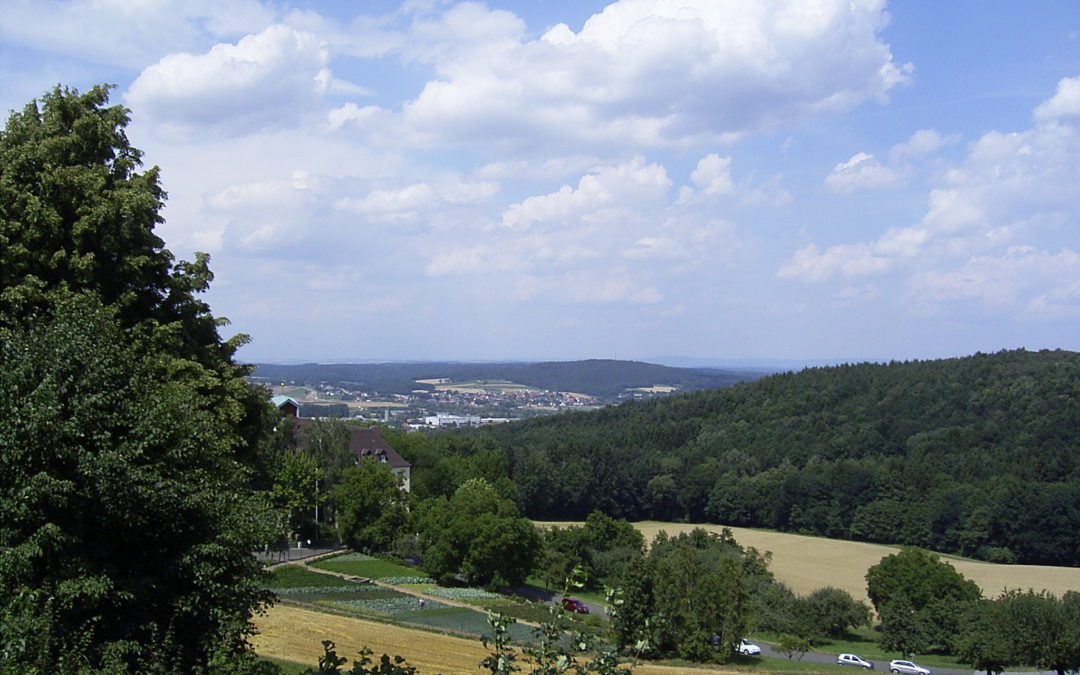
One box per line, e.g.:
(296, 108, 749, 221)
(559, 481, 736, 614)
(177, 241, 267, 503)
(560, 597, 589, 614)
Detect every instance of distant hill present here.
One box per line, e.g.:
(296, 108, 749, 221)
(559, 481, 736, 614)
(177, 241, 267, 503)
(248, 359, 771, 399)
(470, 349, 1080, 566)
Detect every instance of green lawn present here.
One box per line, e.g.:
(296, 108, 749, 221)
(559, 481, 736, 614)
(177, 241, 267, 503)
(310, 556, 427, 580)
(264, 565, 358, 589)
(753, 630, 970, 672)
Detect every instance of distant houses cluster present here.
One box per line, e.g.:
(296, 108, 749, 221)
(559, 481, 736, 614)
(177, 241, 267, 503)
(413, 412, 511, 429)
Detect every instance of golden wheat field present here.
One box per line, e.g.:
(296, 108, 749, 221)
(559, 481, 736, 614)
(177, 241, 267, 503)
(624, 521, 1080, 603)
(253, 604, 741, 674)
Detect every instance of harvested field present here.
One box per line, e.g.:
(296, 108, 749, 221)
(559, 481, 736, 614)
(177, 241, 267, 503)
(628, 522, 1080, 603)
(434, 380, 534, 393)
(536, 521, 1080, 604)
(252, 604, 486, 673)
(253, 604, 741, 674)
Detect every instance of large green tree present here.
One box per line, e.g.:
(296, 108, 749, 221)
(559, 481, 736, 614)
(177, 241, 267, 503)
(0, 85, 265, 447)
(998, 589, 1080, 675)
(332, 459, 413, 552)
(270, 449, 323, 543)
(0, 85, 274, 672)
(0, 295, 274, 672)
(795, 587, 872, 641)
(866, 548, 981, 655)
(415, 478, 540, 588)
(610, 529, 760, 663)
(957, 598, 1016, 675)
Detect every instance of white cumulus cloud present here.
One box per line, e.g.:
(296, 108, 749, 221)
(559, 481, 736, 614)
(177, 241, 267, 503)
(0, 0, 276, 68)
(781, 74, 1080, 324)
(500, 157, 671, 231)
(1033, 75, 1080, 124)
(825, 152, 905, 193)
(125, 25, 330, 138)
(399, 0, 910, 149)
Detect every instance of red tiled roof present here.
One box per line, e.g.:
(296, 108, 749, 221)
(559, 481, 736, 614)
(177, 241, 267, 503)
(290, 418, 410, 469)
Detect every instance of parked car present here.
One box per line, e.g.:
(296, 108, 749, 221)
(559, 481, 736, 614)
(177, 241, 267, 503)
(560, 597, 589, 614)
(837, 653, 874, 669)
(888, 659, 930, 674)
(735, 638, 762, 655)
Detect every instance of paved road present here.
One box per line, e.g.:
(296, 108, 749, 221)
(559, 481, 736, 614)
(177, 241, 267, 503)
(757, 642, 1056, 675)
(505, 585, 605, 615)
(256, 543, 344, 565)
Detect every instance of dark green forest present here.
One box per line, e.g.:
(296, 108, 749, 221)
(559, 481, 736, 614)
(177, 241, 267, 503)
(450, 349, 1080, 566)
(250, 359, 767, 399)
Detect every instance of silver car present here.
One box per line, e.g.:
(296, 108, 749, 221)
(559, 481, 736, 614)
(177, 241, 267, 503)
(889, 659, 930, 674)
(837, 653, 874, 669)
(735, 639, 761, 655)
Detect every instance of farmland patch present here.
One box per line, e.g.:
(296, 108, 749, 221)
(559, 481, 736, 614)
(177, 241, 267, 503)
(254, 604, 741, 675)
(630, 521, 1080, 603)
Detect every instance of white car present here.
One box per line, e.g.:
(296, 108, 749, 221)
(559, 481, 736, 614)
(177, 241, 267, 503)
(889, 659, 930, 674)
(736, 639, 761, 656)
(837, 653, 874, 669)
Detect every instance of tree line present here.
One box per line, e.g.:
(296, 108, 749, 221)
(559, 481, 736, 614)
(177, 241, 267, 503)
(454, 350, 1080, 566)
(251, 359, 765, 399)
(865, 548, 1080, 675)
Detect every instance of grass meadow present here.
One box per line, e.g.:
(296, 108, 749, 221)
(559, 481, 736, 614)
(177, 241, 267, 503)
(309, 553, 428, 581)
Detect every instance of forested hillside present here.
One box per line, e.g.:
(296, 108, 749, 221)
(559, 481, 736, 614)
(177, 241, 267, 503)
(251, 359, 766, 399)
(470, 349, 1080, 566)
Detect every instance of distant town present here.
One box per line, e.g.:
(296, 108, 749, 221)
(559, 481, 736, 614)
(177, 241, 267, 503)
(261, 378, 605, 429)
(249, 359, 768, 429)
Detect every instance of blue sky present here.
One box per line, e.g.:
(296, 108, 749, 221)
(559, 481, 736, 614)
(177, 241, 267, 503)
(2, 1, 1079, 364)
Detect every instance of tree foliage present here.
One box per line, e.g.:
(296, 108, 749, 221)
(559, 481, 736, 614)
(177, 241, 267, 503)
(0, 84, 266, 456)
(537, 511, 644, 590)
(332, 460, 413, 552)
(0, 85, 274, 672)
(866, 548, 981, 656)
(957, 598, 1016, 675)
(455, 350, 1080, 565)
(270, 449, 323, 541)
(415, 478, 540, 588)
(610, 529, 762, 663)
(793, 587, 871, 641)
(0, 295, 273, 671)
